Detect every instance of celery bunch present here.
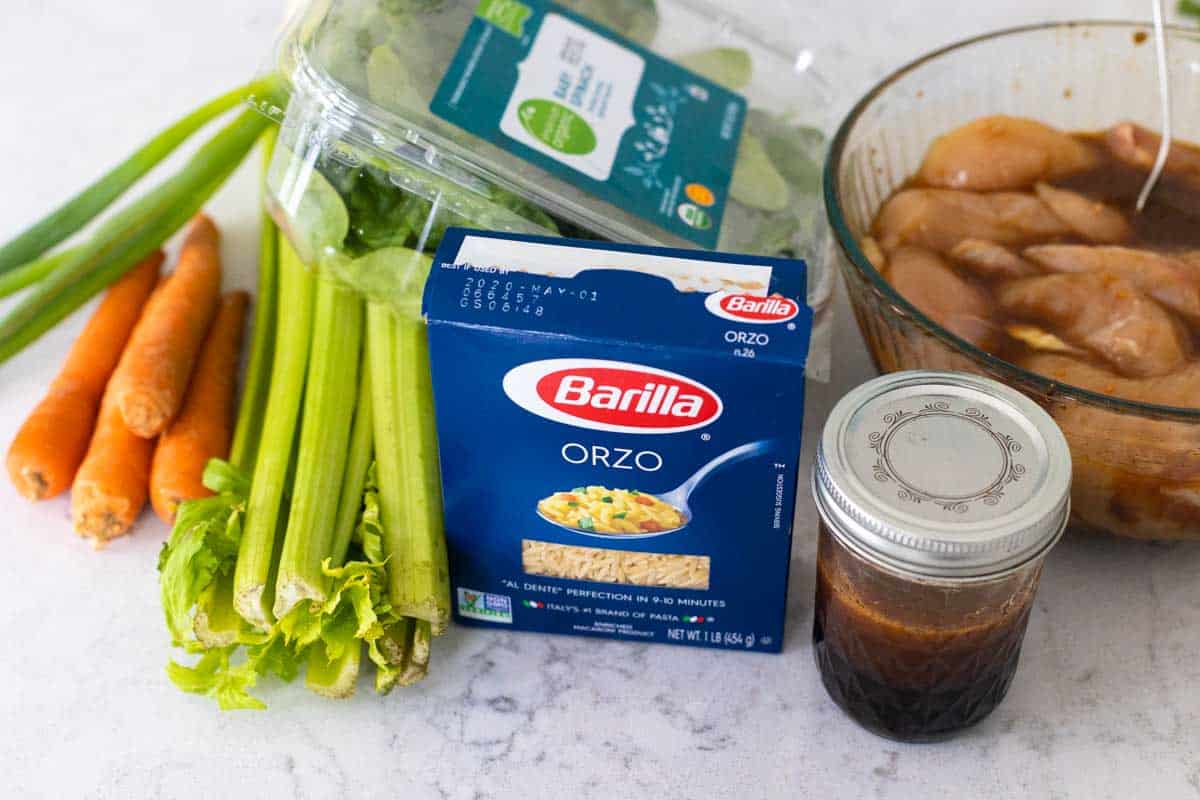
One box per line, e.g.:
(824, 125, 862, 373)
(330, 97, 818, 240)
(157, 131, 448, 709)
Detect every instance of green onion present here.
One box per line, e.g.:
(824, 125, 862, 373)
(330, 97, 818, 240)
(602, 496, 613, 503)
(567, 501, 580, 507)
(0, 76, 278, 276)
(0, 247, 81, 300)
(234, 236, 316, 631)
(578, 518, 595, 530)
(273, 277, 364, 619)
(0, 108, 274, 364)
(613, 512, 628, 520)
(230, 129, 280, 473)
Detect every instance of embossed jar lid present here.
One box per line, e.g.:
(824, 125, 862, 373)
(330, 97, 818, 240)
(813, 371, 1072, 580)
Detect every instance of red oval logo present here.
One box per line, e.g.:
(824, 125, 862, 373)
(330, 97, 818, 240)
(503, 360, 723, 433)
(718, 293, 799, 322)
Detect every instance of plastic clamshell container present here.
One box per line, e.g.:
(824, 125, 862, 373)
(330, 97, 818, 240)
(257, 0, 835, 375)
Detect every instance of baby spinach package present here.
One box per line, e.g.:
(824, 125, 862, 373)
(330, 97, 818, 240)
(261, 0, 836, 377)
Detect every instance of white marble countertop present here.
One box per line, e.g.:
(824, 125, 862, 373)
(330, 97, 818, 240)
(2, 1, 1198, 798)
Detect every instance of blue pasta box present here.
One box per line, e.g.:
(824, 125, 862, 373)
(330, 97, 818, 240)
(423, 228, 812, 652)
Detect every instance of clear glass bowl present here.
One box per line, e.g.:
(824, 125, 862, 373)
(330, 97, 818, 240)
(825, 21, 1200, 540)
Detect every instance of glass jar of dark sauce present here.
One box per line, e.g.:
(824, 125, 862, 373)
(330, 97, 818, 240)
(812, 371, 1072, 742)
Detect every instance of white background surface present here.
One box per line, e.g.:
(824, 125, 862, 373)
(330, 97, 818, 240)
(2, 1, 1199, 799)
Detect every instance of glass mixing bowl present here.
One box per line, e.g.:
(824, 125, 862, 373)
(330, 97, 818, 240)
(825, 21, 1200, 540)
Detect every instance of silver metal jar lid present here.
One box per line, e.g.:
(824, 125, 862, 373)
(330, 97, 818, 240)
(813, 371, 1072, 580)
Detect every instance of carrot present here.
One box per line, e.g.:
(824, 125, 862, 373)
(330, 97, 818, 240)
(108, 214, 222, 438)
(71, 383, 158, 544)
(150, 291, 249, 523)
(6, 251, 163, 500)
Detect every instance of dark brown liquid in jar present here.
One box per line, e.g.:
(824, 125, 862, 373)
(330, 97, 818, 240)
(812, 523, 1039, 741)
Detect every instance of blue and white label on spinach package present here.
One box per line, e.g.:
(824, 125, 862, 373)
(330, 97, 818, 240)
(430, 0, 746, 248)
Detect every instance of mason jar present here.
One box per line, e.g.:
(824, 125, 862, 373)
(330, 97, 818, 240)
(812, 371, 1071, 741)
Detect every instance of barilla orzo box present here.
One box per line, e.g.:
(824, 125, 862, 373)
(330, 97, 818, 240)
(423, 229, 811, 652)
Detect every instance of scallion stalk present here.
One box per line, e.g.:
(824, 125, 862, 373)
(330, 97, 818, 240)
(0, 76, 279, 275)
(0, 247, 81, 300)
(230, 129, 281, 473)
(0, 108, 273, 363)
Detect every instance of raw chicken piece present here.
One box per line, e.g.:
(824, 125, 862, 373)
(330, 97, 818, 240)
(1021, 353, 1200, 540)
(1024, 352, 1200, 409)
(859, 236, 887, 272)
(1005, 323, 1085, 356)
(885, 246, 999, 349)
(1177, 251, 1200, 277)
(1024, 245, 1200, 326)
(874, 189, 1071, 252)
(949, 238, 1041, 279)
(1106, 122, 1200, 186)
(998, 272, 1190, 377)
(918, 116, 1098, 191)
(1034, 182, 1132, 244)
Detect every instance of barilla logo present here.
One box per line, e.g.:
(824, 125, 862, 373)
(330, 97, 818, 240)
(502, 359, 723, 434)
(704, 291, 800, 324)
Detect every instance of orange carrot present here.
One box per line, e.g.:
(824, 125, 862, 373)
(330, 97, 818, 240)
(108, 214, 223, 438)
(150, 291, 249, 523)
(6, 251, 163, 500)
(71, 384, 158, 544)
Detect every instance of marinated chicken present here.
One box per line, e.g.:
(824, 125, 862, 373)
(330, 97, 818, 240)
(863, 118, 1200, 540)
(886, 246, 999, 349)
(874, 188, 1071, 252)
(1024, 245, 1200, 327)
(1032, 183, 1131, 244)
(1022, 353, 1200, 539)
(918, 115, 1098, 191)
(997, 273, 1190, 378)
(950, 239, 1040, 280)
(1106, 122, 1200, 187)
(869, 117, 1200, 386)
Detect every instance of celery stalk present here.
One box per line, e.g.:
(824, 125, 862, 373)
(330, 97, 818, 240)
(305, 639, 362, 698)
(367, 296, 450, 634)
(234, 238, 316, 630)
(399, 620, 431, 687)
(273, 278, 364, 619)
(230, 129, 281, 473)
(0, 76, 279, 275)
(193, 570, 241, 649)
(0, 109, 272, 363)
(330, 365, 374, 568)
(373, 617, 412, 694)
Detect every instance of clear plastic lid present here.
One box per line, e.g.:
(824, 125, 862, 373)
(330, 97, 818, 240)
(257, 0, 835, 376)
